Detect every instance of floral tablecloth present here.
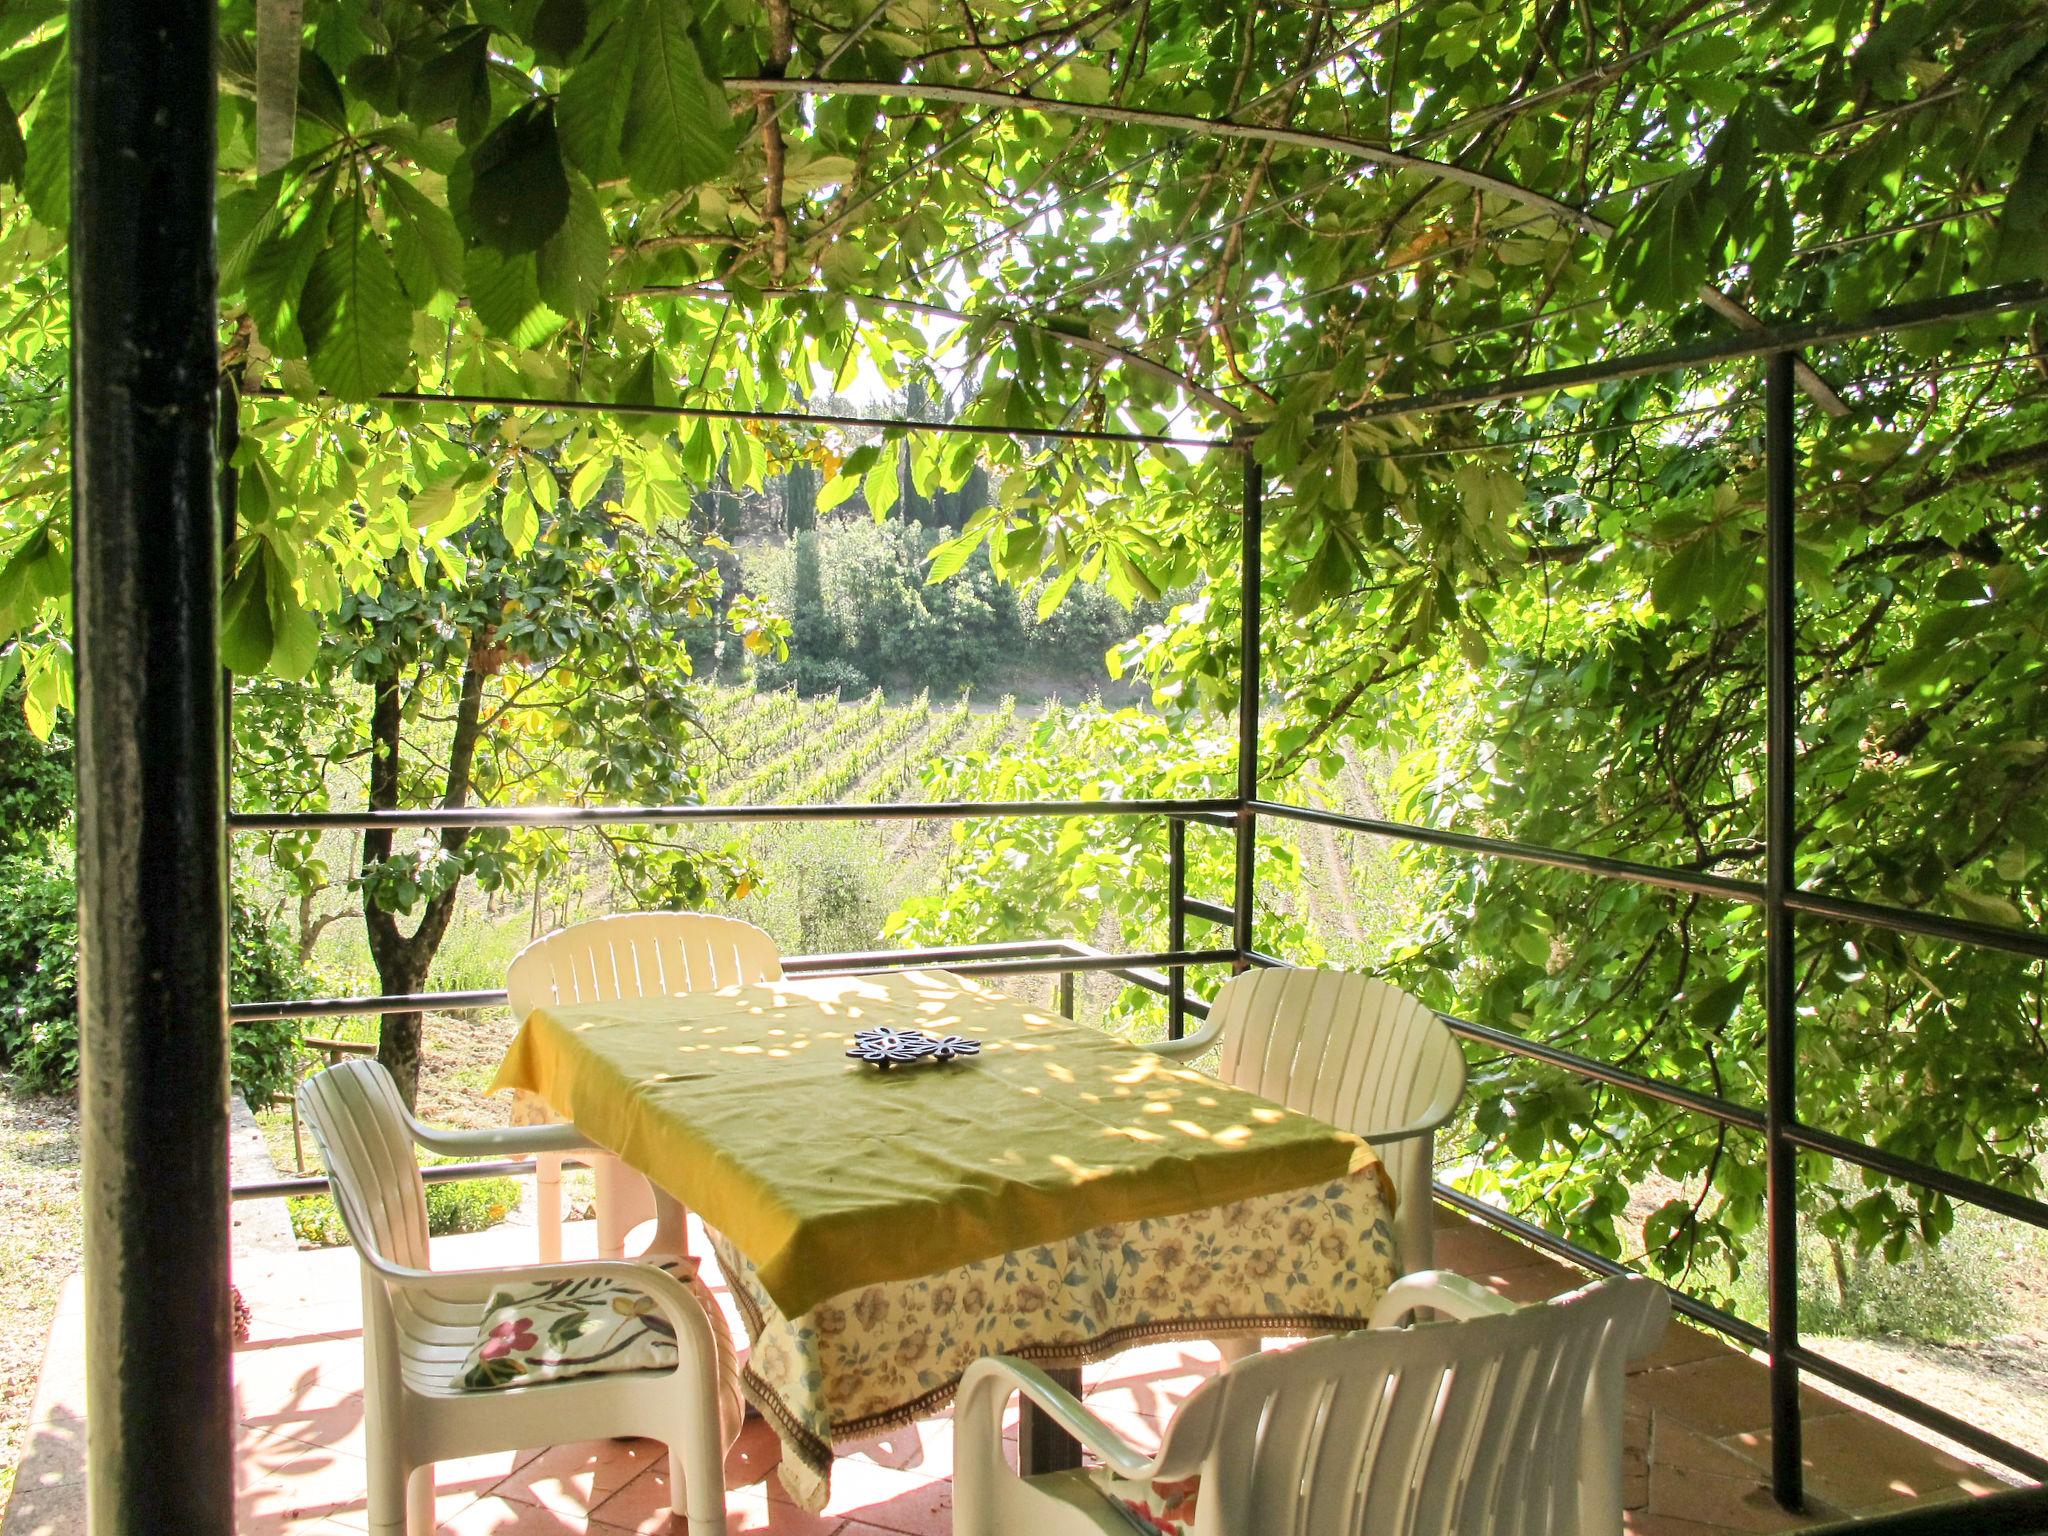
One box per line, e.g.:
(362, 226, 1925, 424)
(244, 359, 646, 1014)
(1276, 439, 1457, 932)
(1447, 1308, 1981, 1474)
(708, 1161, 1398, 1512)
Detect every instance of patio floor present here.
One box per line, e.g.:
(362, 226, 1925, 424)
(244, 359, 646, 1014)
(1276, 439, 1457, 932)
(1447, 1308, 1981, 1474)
(2, 1200, 2006, 1536)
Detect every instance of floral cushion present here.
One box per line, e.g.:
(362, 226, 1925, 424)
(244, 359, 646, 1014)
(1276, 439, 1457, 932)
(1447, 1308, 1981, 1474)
(456, 1258, 745, 1441)
(1089, 1470, 1202, 1535)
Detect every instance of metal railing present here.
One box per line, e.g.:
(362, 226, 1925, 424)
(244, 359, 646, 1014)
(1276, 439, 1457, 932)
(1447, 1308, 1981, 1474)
(228, 277, 2048, 1508)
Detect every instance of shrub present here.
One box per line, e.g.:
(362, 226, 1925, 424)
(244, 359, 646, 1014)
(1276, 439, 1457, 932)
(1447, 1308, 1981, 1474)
(0, 844, 309, 1101)
(289, 1176, 522, 1247)
(1729, 1212, 2014, 1344)
(229, 900, 312, 1107)
(0, 847, 80, 1088)
(0, 689, 70, 857)
(723, 822, 902, 955)
(779, 657, 870, 699)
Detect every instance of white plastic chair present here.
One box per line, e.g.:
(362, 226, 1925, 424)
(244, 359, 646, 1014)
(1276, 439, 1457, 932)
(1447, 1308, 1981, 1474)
(505, 912, 784, 1263)
(955, 1271, 1668, 1536)
(296, 1059, 731, 1536)
(1154, 967, 1466, 1270)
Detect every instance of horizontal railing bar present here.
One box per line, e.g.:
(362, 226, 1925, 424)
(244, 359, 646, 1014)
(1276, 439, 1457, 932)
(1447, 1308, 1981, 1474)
(824, 947, 1239, 980)
(798, 938, 1224, 1001)
(231, 1157, 581, 1202)
(1315, 280, 2048, 427)
(234, 988, 507, 1023)
(232, 941, 1238, 1023)
(1178, 897, 1237, 927)
(1257, 801, 2048, 962)
(1787, 886, 2048, 962)
(1446, 1188, 2048, 1486)
(1060, 941, 1214, 1019)
(780, 939, 1083, 973)
(1243, 950, 1767, 1132)
(1784, 1343, 2048, 1483)
(237, 943, 1055, 1021)
(228, 797, 1242, 833)
(1796, 1485, 2048, 1535)
(244, 290, 2048, 453)
(243, 385, 1233, 452)
(1782, 1120, 2048, 1231)
(1433, 1184, 1767, 1347)
(1443, 1013, 1769, 1131)
(1252, 800, 1766, 904)
(1284, 950, 2048, 1230)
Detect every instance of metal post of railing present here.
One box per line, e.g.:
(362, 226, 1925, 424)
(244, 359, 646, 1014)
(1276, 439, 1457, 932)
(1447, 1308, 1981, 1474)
(1058, 970, 1075, 1020)
(219, 374, 238, 785)
(71, 0, 233, 1528)
(1167, 817, 1187, 1038)
(1233, 457, 1264, 970)
(1763, 347, 1804, 1512)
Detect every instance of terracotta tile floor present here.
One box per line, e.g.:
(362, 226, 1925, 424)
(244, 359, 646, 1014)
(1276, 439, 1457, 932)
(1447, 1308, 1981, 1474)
(3, 1204, 2011, 1535)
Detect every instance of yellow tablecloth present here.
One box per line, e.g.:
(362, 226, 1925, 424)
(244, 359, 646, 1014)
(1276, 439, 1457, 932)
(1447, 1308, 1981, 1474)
(492, 968, 1376, 1318)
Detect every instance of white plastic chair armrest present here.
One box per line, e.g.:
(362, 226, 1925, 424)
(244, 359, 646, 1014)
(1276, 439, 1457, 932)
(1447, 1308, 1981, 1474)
(403, 1115, 595, 1158)
(1146, 1014, 1224, 1062)
(1360, 1078, 1466, 1145)
(958, 1357, 1159, 1481)
(1361, 1122, 1432, 1146)
(1369, 1270, 1518, 1328)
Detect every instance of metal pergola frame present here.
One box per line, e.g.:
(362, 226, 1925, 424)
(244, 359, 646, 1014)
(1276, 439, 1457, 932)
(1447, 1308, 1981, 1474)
(66, 3, 2048, 1530)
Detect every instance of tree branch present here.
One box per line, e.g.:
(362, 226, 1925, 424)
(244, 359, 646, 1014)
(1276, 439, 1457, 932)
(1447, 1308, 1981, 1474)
(756, 0, 796, 282)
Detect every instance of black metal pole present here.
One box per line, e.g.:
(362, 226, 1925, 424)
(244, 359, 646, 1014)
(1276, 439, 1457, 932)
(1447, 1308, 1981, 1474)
(220, 375, 239, 796)
(228, 793, 1241, 832)
(242, 384, 1230, 452)
(1318, 280, 2046, 429)
(1167, 817, 1188, 1037)
(70, 0, 230, 1528)
(1763, 349, 1804, 1512)
(1019, 1365, 1087, 1475)
(1233, 457, 1264, 969)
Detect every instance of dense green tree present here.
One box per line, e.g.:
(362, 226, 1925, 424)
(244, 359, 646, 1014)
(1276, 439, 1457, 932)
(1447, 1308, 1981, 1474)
(233, 463, 777, 1105)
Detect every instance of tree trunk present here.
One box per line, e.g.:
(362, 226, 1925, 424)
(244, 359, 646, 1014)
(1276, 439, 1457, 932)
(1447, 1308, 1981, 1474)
(376, 1002, 427, 1109)
(361, 644, 490, 1109)
(1827, 1237, 1854, 1317)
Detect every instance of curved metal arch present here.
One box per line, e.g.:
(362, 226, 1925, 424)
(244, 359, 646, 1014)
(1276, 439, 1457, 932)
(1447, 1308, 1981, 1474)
(727, 76, 1606, 237)
(727, 76, 1849, 419)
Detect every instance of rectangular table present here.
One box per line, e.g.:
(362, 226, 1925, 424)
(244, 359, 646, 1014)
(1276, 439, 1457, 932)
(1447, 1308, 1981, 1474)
(494, 969, 1401, 1510)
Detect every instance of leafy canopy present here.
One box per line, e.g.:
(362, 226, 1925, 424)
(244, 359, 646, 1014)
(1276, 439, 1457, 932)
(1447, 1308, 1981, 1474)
(2, 0, 2040, 693)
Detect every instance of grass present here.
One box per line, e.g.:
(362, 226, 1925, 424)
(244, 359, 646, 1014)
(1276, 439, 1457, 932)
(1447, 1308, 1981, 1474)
(1727, 1203, 2048, 1346)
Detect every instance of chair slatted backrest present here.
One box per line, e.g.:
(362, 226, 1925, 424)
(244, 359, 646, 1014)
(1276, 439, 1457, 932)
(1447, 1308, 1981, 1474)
(297, 1057, 432, 1274)
(300, 1059, 542, 1390)
(1158, 1277, 1666, 1536)
(505, 913, 784, 1022)
(1206, 968, 1465, 1203)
